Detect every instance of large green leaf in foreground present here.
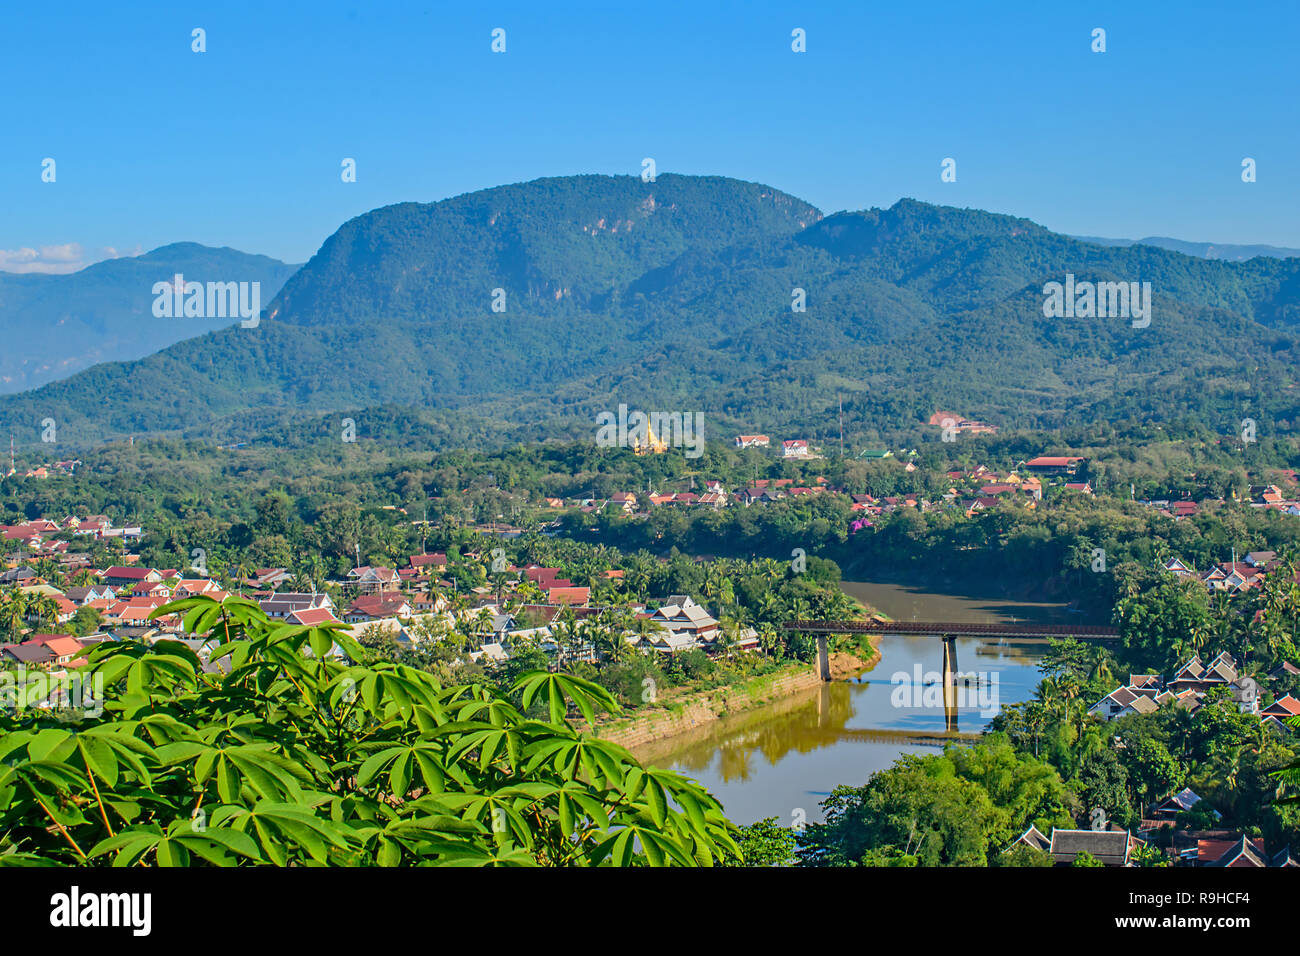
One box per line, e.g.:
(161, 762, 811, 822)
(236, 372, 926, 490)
(0, 596, 739, 866)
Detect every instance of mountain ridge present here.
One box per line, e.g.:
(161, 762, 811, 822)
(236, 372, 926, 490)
(2, 174, 1299, 450)
(1071, 234, 1300, 262)
(0, 244, 299, 394)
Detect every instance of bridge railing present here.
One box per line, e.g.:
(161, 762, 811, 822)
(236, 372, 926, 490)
(782, 619, 1119, 639)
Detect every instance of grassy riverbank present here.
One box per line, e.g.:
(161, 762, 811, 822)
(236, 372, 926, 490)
(592, 635, 880, 752)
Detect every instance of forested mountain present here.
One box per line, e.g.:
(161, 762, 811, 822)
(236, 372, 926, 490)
(3, 173, 1300, 451)
(0, 243, 298, 394)
(1073, 235, 1300, 262)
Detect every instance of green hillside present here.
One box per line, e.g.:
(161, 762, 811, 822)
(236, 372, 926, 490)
(3, 174, 1300, 451)
(0, 243, 298, 394)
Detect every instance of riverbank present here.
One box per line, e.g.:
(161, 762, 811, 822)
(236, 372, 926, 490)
(630, 581, 1063, 823)
(593, 642, 879, 751)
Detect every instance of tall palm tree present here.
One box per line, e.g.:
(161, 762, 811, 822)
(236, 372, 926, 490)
(715, 616, 740, 660)
(718, 577, 735, 611)
(1023, 701, 1049, 757)
(289, 559, 313, 594)
(233, 553, 252, 595)
(391, 525, 414, 568)
(761, 558, 785, 585)
(701, 567, 724, 601)
(425, 580, 446, 612)
(306, 554, 326, 596)
(0, 588, 28, 639)
(516, 581, 544, 604)
(34, 595, 60, 630)
(472, 607, 495, 642)
(450, 609, 482, 652)
(592, 617, 630, 668)
(549, 611, 588, 666)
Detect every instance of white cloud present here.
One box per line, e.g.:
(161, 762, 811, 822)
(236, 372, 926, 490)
(0, 243, 143, 275)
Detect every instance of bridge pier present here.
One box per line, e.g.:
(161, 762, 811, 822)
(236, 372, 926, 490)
(783, 619, 1119, 710)
(941, 635, 958, 732)
(816, 635, 830, 682)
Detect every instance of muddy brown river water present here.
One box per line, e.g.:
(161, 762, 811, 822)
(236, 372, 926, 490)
(642, 580, 1081, 825)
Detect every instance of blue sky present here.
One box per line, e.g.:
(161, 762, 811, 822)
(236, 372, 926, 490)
(3, 0, 1297, 271)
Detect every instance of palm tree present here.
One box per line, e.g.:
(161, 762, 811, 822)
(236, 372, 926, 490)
(1224, 747, 1245, 793)
(592, 614, 631, 667)
(378, 525, 405, 568)
(730, 605, 755, 631)
(516, 580, 545, 604)
(289, 560, 314, 594)
(33, 557, 61, 585)
(472, 607, 495, 642)
(425, 580, 446, 613)
(306, 554, 326, 596)
(630, 615, 666, 652)
(625, 555, 654, 598)
(717, 577, 735, 611)
(1036, 676, 1072, 725)
(823, 589, 858, 620)
(1074, 722, 1106, 768)
(702, 567, 724, 601)
(69, 568, 97, 588)
(34, 595, 60, 630)
(1023, 701, 1049, 757)
(233, 553, 252, 595)
(753, 559, 776, 585)
(450, 609, 481, 652)
(0, 588, 28, 639)
(714, 617, 740, 660)
(550, 611, 590, 667)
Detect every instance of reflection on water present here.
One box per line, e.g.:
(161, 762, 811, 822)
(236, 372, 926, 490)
(840, 579, 1077, 626)
(641, 580, 1069, 825)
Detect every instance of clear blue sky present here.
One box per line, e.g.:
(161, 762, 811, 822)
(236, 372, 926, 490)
(4, 0, 1297, 270)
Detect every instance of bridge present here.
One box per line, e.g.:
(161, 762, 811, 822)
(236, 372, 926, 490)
(784, 619, 1118, 640)
(783, 618, 1119, 731)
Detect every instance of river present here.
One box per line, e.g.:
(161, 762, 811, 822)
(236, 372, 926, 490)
(639, 580, 1078, 826)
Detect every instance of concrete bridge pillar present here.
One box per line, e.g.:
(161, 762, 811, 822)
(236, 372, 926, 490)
(816, 635, 830, 682)
(942, 635, 958, 732)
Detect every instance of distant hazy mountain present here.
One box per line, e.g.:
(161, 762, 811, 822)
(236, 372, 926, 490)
(1073, 235, 1300, 262)
(0, 243, 299, 393)
(4, 175, 1300, 450)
